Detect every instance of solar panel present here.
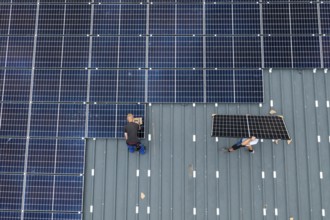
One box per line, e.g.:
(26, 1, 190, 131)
(0, 139, 26, 173)
(212, 114, 291, 140)
(24, 175, 83, 212)
(88, 104, 145, 138)
(0, 174, 23, 211)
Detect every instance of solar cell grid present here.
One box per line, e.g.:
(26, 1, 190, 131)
(291, 3, 318, 35)
(263, 3, 290, 35)
(9, 4, 36, 35)
(206, 70, 234, 103)
(212, 115, 249, 138)
(6, 37, 34, 68)
(148, 70, 175, 102)
(0, 212, 21, 220)
(324, 37, 330, 68)
(89, 70, 117, 102)
(206, 37, 233, 68)
(0, 5, 11, 35)
(176, 70, 204, 102)
(233, 4, 260, 35)
(2, 70, 31, 102)
(37, 4, 65, 35)
(321, 3, 330, 35)
(248, 115, 290, 140)
(264, 36, 292, 68)
(0, 139, 26, 173)
(212, 115, 291, 140)
(292, 36, 321, 68)
(91, 37, 118, 68)
(0, 103, 29, 137)
(148, 36, 175, 68)
(0, 174, 24, 211)
(93, 5, 120, 35)
(234, 70, 263, 103)
(149, 4, 176, 35)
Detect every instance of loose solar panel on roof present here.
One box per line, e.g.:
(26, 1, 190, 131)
(212, 114, 291, 140)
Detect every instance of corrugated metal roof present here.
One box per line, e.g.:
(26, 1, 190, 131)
(83, 69, 330, 220)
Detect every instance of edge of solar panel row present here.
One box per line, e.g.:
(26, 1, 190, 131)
(211, 114, 291, 140)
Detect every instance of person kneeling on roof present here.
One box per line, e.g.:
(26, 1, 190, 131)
(124, 113, 146, 154)
(225, 136, 258, 154)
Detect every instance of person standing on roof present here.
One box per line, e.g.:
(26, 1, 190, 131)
(225, 136, 258, 153)
(124, 113, 146, 154)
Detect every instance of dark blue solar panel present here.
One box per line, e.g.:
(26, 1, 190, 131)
(321, 4, 330, 34)
(0, 39, 7, 67)
(35, 37, 63, 68)
(149, 36, 175, 68)
(323, 37, 330, 68)
(33, 70, 60, 102)
(206, 4, 232, 35)
(24, 213, 52, 220)
(176, 70, 203, 102)
(177, 37, 203, 68)
(235, 70, 263, 103)
(57, 104, 85, 138)
(148, 70, 175, 102)
(0, 103, 29, 137)
(292, 36, 321, 68)
(91, 37, 118, 68)
(93, 4, 120, 35)
(149, 5, 175, 35)
(55, 140, 85, 174)
(38, 4, 65, 35)
(60, 70, 88, 102)
(2, 70, 31, 102)
(53, 213, 82, 220)
(206, 70, 234, 103)
(30, 104, 58, 137)
(0, 174, 23, 210)
(206, 37, 233, 68)
(234, 36, 261, 68)
(233, 4, 260, 35)
(116, 104, 145, 138)
(88, 104, 117, 138)
(64, 4, 91, 35)
(0, 212, 21, 220)
(291, 3, 318, 35)
(0, 139, 26, 173)
(120, 4, 146, 35)
(177, 5, 202, 35)
(264, 36, 292, 68)
(7, 37, 34, 68)
(25, 175, 83, 212)
(90, 70, 117, 102)
(23, 212, 82, 220)
(54, 176, 83, 212)
(62, 37, 89, 68)
(263, 4, 290, 35)
(27, 139, 56, 174)
(117, 70, 145, 102)
(0, 5, 10, 35)
(10, 4, 36, 35)
(24, 175, 54, 211)
(119, 37, 146, 68)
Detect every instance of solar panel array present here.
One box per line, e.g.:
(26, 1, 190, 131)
(0, 0, 326, 219)
(212, 114, 291, 140)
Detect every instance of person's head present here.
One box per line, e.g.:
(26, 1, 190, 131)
(127, 113, 134, 122)
(250, 136, 256, 140)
